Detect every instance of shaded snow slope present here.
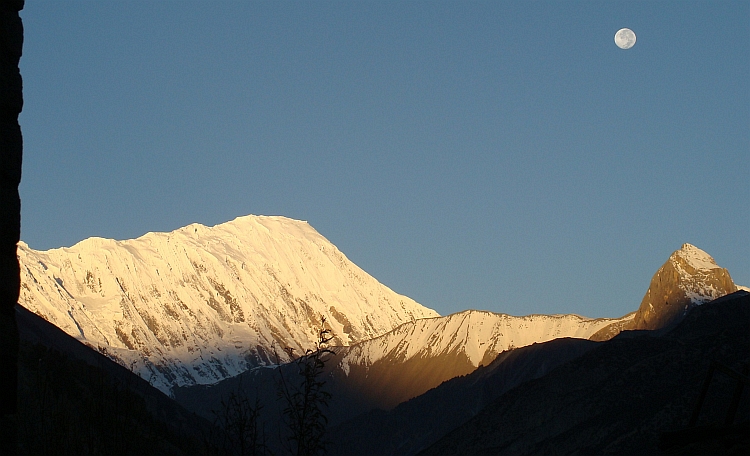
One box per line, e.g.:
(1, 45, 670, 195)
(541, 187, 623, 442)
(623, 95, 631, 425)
(18, 215, 438, 393)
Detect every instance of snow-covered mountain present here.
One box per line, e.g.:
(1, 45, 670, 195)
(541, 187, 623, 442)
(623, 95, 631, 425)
(321, 243, 741, 412)
(17, 215, 438, 393)
(19, 218, 740, 407)
(338, 310, 619, 371)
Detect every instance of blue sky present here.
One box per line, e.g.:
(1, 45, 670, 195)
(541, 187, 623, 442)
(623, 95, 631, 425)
(19, 1, 748, 318)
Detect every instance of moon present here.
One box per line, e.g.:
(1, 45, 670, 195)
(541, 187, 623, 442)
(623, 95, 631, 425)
(614, 28, 636, 49)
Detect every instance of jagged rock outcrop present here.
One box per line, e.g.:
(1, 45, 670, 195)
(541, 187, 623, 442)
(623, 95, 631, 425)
(18, 215, 438, 393)
(630, 243, 736, 330)
(591, 243, 737, 341)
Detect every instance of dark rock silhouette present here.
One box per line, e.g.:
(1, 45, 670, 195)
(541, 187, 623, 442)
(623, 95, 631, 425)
(329, 291, 750, 456)
(0, 0, 23, 453)
(421, 291, 750, 455)
(327, 337, 598, 456)
(17, 305, 218, 454)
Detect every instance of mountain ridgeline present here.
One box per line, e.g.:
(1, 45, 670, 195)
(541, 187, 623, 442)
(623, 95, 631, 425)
(19, 216, 742, 400)
(16, 215, 747, 454)
(174, 310, 626, 429)
(415, 291, 750, 455)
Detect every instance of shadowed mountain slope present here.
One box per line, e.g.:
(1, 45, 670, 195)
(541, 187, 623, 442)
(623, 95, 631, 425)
(16, 305, 219, 455)
(325, 309, 621, 414)
(175, 243, 740, 441)
(174, 310, 623, 428)
(422, 291, 750, 456)
(327, 337, 599, 456)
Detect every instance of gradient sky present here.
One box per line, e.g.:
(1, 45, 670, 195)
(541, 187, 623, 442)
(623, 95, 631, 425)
(19, 1, 748, 319)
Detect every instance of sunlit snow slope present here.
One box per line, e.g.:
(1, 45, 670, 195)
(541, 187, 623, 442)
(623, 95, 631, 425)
(18, 215, 438, 393)
(338, 310, 623, 373)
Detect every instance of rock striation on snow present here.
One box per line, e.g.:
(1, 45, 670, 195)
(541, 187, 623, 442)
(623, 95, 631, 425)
(337, 310, 617, 370)
(175, 242, 744, 436)
(17, 215, 438, 393)
(314, 243, 740, 415)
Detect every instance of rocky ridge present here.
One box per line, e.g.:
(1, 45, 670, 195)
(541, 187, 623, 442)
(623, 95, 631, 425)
(326, 309, 627, 411)
(422, 291, 750, 455)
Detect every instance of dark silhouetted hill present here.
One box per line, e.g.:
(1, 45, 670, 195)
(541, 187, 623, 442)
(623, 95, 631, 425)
(421, 291, 749, 455)
(16, 305, 220, 455)
(327, 337, 598, 455)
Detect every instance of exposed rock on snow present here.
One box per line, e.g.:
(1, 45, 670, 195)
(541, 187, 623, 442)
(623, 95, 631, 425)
(174, 309, 630, 429)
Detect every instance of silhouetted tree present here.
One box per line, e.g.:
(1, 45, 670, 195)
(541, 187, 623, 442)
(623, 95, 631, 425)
(276, 318, 334, 456)
(211, 378, 267, 456)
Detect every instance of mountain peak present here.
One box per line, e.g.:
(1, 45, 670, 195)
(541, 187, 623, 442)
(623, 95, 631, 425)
(672, 243, 720, 272)
(590, 243, 738, 341)
(630, 244, 736, 331)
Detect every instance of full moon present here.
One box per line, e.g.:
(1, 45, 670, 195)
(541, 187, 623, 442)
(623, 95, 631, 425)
(614, 28, 636, 49)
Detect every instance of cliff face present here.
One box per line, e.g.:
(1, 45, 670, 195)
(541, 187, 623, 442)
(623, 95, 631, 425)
(591, 243, 737, 341)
